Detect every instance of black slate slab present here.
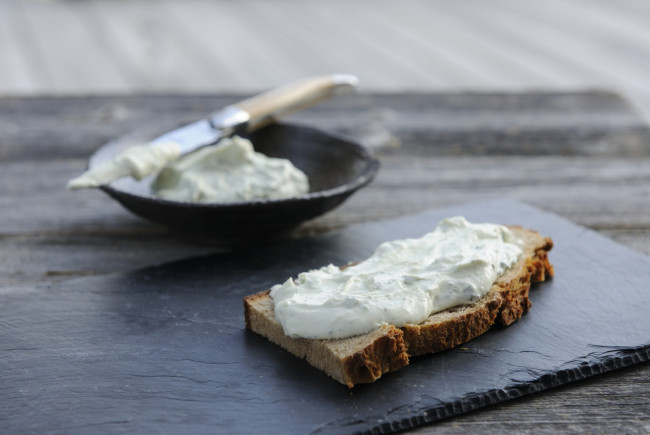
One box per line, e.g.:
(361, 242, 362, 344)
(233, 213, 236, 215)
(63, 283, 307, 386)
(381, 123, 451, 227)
(3, 199, 650, 434)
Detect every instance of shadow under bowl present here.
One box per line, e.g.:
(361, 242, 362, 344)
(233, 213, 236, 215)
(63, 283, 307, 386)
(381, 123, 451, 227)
(93, 123, 380, 244)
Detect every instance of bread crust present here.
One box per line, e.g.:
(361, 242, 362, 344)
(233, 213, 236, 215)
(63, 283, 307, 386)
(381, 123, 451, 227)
(244, 290, 409, 387)
(402, 230, 553, 355)
(243, 226, 553, 387)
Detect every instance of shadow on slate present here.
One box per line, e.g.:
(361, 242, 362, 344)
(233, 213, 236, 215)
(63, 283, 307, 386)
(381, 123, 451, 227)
(3, 199, 650, 434)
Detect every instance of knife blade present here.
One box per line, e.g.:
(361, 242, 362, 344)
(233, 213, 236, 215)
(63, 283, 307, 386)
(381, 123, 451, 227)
(67, 74, 359, 190)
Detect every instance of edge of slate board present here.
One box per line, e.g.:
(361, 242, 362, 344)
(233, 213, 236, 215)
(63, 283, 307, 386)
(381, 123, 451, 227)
(370, 347, 650, 434)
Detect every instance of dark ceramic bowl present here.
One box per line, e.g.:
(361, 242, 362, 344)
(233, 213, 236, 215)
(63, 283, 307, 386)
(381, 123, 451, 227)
(91, 123, 379, 244)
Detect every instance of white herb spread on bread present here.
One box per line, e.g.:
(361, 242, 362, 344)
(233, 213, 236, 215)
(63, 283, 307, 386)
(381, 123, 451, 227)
(151, 136, 309, 203)
(270, 217, 524, 339)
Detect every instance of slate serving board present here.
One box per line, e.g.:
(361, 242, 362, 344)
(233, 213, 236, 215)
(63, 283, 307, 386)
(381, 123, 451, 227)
(3, 199, 650, 434)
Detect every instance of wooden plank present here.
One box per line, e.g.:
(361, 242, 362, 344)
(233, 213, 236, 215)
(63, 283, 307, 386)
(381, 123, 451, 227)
(74, 0, 152, 91)
(548, 0, 650, 53)
(1, 91, 650, 433)
(0, 2, 40, 93)
(276, 0, 449, 89)
(234, 0, 428, 88)
(159, 0, 284, 87)
(0, 1, 54, 93)
(496, 0, 650, 91)
(366, 0, 557, 88)
(6, 155, 650, 232)
(411, 363, 650, 434)
(612, 0, 650, 16)
(433, 1, 602, 88)
(305, 1, 454, 89)
(1, 92, 648, 162)
(18, 1, 129, 93)
(89, 0, 214, 90)
(350, 2, 499, 88)
(463, 0, 612, 86)
(1, 155, 649, 286)
(1, 0, 650, 121)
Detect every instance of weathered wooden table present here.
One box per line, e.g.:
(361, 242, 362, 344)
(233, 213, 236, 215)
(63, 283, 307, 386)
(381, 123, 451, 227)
(2, 92, 649, 433)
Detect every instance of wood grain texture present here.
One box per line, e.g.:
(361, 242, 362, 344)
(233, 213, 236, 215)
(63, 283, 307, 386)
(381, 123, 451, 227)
(2, 91, 649, 161)
(1, 91, 649, 433)
(410, 363, 650, 434)
(4, 0, 650, 118)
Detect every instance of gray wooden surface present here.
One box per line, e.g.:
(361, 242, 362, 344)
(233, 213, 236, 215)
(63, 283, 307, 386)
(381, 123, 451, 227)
(3, 0, 650, 119)
(1, 91, 650, 433)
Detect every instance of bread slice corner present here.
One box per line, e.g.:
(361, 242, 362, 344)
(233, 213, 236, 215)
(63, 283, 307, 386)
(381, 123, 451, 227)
(402, 227, 553, 356)
(244, 290, 409, 388)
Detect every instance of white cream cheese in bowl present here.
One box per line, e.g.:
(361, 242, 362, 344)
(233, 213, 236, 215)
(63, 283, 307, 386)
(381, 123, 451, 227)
(270, 217, 524, 339)
(67, 142, 182, 190)
(68, 136, 309, 204)
(151, 136, 309, 203)
(66, 123, 379, 242)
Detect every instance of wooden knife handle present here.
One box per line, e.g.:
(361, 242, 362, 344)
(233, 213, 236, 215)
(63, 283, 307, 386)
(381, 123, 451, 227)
(233, 74, 359, 131)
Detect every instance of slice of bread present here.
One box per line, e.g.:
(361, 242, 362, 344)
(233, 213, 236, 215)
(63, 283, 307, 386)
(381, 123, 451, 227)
(244, 226, 553, 388)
